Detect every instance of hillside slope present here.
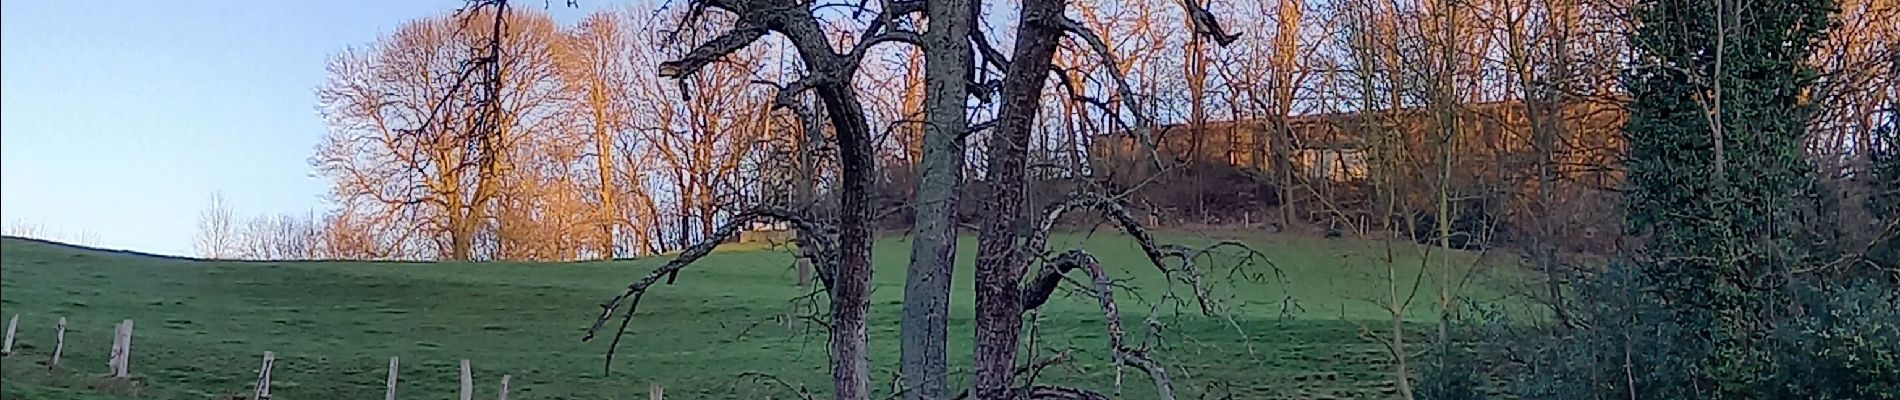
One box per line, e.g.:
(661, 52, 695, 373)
(0, 234, 1509, 399)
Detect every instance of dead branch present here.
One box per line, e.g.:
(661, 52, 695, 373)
(1063, 250, 1178, 400)
(1021, 250, 1097, 311)
(954, 385, 1111, 400)
(1179, 0, 1241, 45)
(1014, 190, 1297, 400)
(583, 207, 836, 374)
(1025, 386, 1113, 400)
(949, 351, 1085, 400)
(1024, 192, 1221, 315)
(659, 24, 768, 78)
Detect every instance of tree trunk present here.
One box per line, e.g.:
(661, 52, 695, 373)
(450, 201, 475, 261)
(816, 81, 877, 400)
(900, 1, 974, 399)
(592, 86, 619, 260)
(1537, 0, 1577, 323)
(796, 102, 823, 287)
(973, 0, 1066, 398)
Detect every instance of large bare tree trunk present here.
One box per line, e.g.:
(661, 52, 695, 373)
(817, 81, 876, 400)
(901, 0, 973, 398)
(973, 0, 1066, 398)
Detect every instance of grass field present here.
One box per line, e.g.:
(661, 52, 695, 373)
(0, 232, 1523, 399)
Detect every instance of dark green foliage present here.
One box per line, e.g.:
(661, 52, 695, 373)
(1414, 352, 1488, 400)
(1622, 0, 1837, 395)
(1418, 262, 1900, 400)
(1501, 262, 1709, 400)
(1623, 0, 1836, 289)
(1414, 301, 1509, 400)
(1765, 284, 1900, 399)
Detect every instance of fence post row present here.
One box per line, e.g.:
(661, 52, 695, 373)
(14, 320, 547, 399)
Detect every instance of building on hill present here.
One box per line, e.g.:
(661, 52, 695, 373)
(1090, 99, 1626, 251)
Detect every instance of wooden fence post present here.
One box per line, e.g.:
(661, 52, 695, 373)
(117, 319, 132, 378)
(254, 351, 275, 400)
(386, 356, 399, 400)
(107, 319, 132, 378)
(108, 321, 122, 373)
(650, 383, 664, 400)
(796, 258, 812, 287)
(497, 375, 511, 400)
(460, 359, 473, 400)
(2, 314, 17, 356)
(49, 317, 66, 370)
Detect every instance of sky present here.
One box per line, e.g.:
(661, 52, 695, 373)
(2, 1, 617, 256)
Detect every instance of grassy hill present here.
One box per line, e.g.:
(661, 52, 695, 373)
(0, 232, 1520, 399)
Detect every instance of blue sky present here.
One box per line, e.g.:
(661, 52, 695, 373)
(2, 1, 613, 255)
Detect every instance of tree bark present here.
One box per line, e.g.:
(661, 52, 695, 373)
(817, 81, 876, 400)
(901, 0, 974, 399)
(973, 0, 1066, 398)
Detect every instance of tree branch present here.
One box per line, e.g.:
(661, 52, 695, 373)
(659, 24, 769, 78)
(1021, 192, 1227, 315)
(1023, 249, 1177, 400)
(583, 207, 837, 374)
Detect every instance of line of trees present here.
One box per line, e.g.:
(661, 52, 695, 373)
(183, 0, 1897, 399)
(5, 221, 103, 247)
(192, 1, 1896, 265)
(190, 192, 380, 260)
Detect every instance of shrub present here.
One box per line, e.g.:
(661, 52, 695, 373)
(1414, 261, 1900, 400)
(1763, 284, 1900, 399)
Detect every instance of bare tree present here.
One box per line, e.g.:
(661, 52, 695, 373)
(621, 7, 775, 249)
(582, 2, 906, 399)
(5, 221, 48, 239)
(313, 9, 565, 260)
(558, 9, 638, 259)
(194, 192, 238, 259)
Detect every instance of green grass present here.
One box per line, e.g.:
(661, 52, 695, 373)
(0, 232, 1524, 399)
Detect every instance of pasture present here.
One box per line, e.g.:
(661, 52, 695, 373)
(0, 233, 1521, 399)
